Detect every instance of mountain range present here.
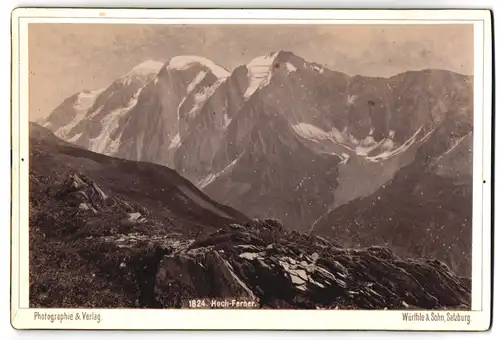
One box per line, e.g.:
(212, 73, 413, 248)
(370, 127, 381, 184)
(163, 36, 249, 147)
(39, 50, 473, 276)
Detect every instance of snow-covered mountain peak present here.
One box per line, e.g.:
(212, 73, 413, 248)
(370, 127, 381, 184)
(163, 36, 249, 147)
(166, 55, 230, 79)
(243, 51, 304, 99)
(244, 52, 279, 99)
(117, 60, 164, 86)
(247, 52, 279, 69)
(128, 60, 165, 76)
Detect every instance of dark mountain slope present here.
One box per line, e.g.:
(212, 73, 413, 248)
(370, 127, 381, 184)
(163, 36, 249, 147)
(29, 122, 248, 307)
(312, 163, 472, 277)
(30, 122, 247, 232)
(203, 114, 340, 230)
(202, 56, 472, 231)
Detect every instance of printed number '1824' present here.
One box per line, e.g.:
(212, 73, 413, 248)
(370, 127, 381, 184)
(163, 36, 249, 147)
(188, 299, 207, 308)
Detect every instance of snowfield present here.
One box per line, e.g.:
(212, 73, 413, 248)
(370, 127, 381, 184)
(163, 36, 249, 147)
(244, 53, 279, 99)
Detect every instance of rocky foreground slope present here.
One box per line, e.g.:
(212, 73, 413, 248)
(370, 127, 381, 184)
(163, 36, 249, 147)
(29, 123, 470, 309)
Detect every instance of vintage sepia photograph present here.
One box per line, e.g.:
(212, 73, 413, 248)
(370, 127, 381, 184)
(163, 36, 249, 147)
(11, 9, 492, 331)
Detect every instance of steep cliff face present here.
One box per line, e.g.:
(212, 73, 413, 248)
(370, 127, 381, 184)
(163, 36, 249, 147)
(115, 56, 230, 167)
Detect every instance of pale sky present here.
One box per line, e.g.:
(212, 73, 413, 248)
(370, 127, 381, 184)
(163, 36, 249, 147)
(28, 23, 474, 120)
